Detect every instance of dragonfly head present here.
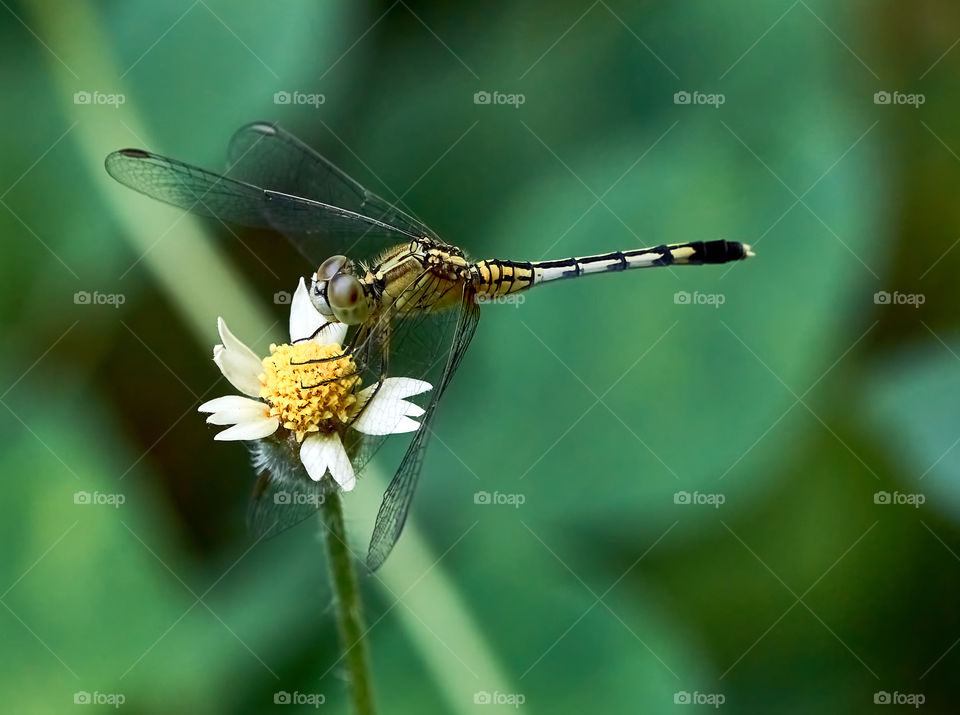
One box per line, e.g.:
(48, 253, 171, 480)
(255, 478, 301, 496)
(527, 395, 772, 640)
(311, 254, 370, 326)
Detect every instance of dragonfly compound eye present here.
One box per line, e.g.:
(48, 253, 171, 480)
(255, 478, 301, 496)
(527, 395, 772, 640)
(318, 254, 348, 281)
(309, 278, 335, 319)
(328, 273, 369, 325)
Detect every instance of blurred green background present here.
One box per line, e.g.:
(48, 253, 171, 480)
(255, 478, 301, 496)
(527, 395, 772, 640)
(2, 0, 959, 712)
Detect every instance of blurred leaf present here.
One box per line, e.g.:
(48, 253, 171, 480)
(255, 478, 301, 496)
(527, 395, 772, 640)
(865, 337, 960, 522)
(0, 370, 212, 712)
(100, 0, 356, 157)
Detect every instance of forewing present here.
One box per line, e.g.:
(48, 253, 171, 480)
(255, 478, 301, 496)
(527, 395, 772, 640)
(365, 285, 481, 570)
(104, 149, 414, 266)
(227, 121, 443, 242)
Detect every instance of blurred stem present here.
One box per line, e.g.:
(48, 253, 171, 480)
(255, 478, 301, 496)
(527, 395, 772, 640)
(320, 491, 376, 715)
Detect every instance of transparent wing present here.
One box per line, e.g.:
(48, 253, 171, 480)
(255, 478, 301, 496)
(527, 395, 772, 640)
(365, 285, 481, 571)
(246, 439, 334, 538)
(341, 270, 451, 471)
(227, 121, 443, 242)
(104, 148, 416, 266)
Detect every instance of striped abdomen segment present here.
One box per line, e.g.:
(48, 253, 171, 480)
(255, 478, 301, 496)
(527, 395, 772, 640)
(529, 240, 752, 286)
(472, 258, 537, 297)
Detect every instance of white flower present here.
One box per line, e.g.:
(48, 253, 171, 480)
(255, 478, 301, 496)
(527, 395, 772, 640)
(198, 278, 432, 491)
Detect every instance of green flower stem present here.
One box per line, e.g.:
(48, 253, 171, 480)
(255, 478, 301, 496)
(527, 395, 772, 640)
(320, 491, 376, 715)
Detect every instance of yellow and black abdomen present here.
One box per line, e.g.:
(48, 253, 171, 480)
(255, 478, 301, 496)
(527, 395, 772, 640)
(473, 240, 753, 297)
(472, 259, 536, 298)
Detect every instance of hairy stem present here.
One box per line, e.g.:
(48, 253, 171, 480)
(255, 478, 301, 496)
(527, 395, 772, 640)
(320, 491, 376, 715)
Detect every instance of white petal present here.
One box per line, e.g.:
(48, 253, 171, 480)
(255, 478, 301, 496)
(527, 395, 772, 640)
(300, 432, 356, 491)
(213, 417, 279, 441)
(199, 395, 269, 426)
(299, 432, 334, 482)
(198, 395, 264, 414)
(371, 377, 432, 400)
(214, 317, 263, 397)
(355, 377, 432, 408)
(315, 320, 348, 348)
(328, 445, 355, 491)
(206, 402, 270, 425)
(405, 404, 425, 418)
(352, 378, 433, 436)
(391, 416, 423, 434)
(290, 277, 323, 340)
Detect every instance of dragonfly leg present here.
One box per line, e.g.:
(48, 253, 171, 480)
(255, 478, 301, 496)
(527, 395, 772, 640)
(298, 371, 362, 391)
(292, 321, 337, 344)
(290, 325, 366, 366)
(291, 353, 348, 367)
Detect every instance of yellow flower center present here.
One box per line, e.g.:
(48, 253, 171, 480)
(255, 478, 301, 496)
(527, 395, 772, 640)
(259, 342, 360, 442)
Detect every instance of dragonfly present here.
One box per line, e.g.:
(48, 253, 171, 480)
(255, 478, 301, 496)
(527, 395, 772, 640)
(105, 121, 753, 569)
